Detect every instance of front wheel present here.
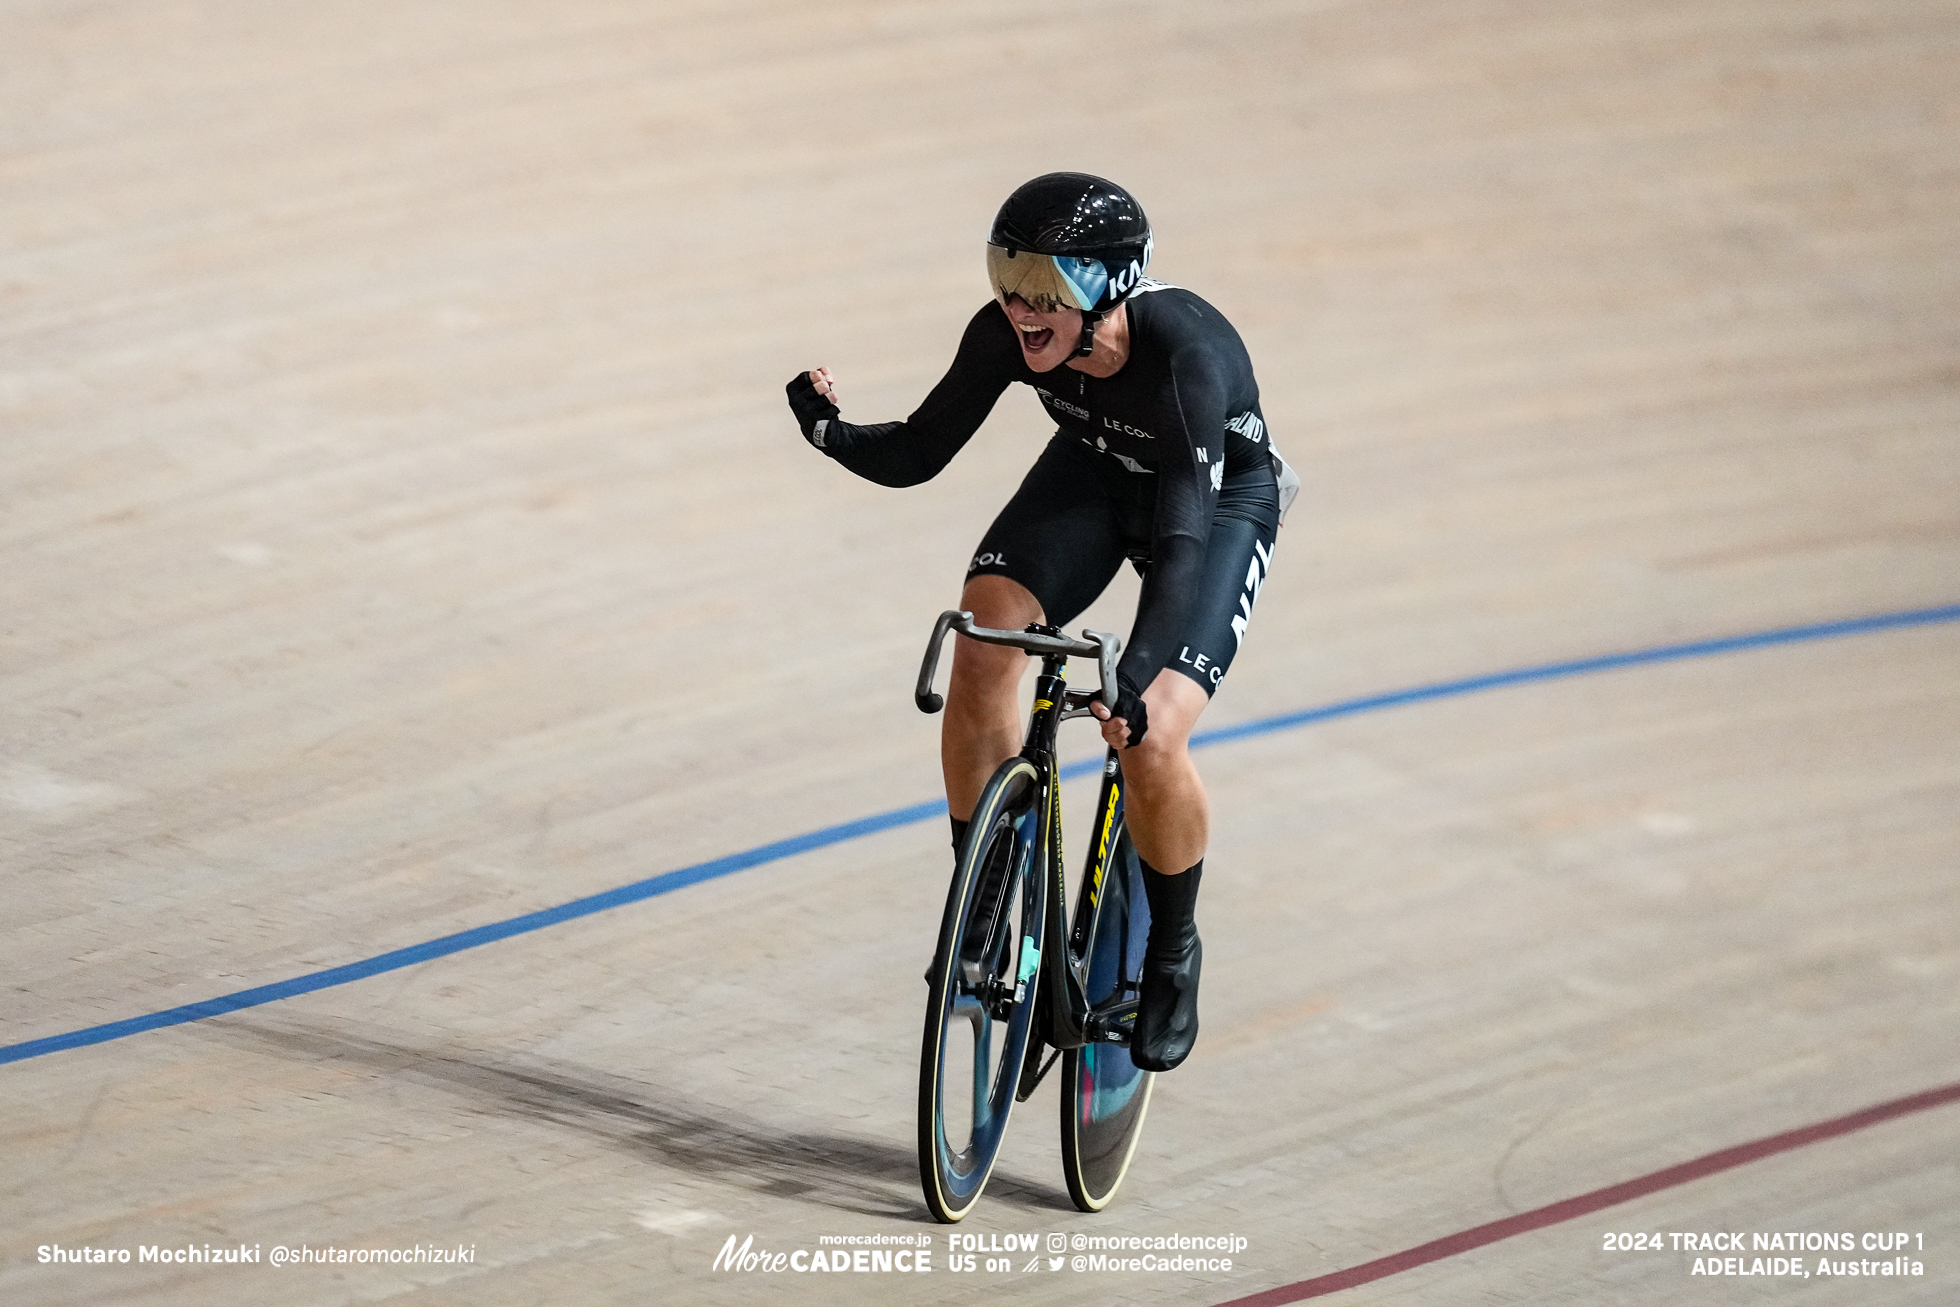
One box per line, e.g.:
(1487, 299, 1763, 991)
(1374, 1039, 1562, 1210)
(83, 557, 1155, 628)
(918, 757, 1046, 1222)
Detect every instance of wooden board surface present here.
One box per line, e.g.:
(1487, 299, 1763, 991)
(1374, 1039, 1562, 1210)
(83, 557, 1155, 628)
(4, 1, 1956, 1303)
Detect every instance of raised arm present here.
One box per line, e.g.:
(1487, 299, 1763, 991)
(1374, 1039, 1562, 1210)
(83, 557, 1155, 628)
(785, 305, 1018, 488)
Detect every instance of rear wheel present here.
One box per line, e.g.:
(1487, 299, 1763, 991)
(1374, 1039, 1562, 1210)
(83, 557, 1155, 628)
(1060, 819, 1155, 1211)
(919, 757, 1046, 1223)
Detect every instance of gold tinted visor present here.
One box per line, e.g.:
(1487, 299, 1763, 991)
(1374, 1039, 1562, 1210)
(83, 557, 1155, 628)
(986, 243, 1107, 314)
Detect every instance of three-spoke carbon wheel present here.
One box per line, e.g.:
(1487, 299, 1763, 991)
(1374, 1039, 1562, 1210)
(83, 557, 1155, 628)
(1060, 820, 1156, 1211)
(919, 757, 1047, 1223)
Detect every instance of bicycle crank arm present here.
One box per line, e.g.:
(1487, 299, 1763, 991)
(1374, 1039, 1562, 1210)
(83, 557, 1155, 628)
(1014, 1046, 1061, 1103)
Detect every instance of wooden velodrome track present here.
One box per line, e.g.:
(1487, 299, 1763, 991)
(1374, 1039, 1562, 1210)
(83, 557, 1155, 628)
(4, 1, 1956, 1303)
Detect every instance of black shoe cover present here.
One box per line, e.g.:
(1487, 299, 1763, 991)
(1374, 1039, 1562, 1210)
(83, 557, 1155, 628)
(1132, 859, 1203, 1071)
(1132, 930, 1201, 1071)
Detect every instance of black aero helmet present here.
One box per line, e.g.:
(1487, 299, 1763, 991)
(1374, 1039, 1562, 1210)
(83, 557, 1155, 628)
(987, 172, 1152, 354)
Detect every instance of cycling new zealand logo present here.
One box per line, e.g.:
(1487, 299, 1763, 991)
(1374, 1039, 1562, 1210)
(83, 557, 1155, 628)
(1035, 388, 1090, 422)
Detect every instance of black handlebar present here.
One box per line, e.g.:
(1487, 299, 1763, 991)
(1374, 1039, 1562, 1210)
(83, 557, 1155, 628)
(915, 611, 1120, 714)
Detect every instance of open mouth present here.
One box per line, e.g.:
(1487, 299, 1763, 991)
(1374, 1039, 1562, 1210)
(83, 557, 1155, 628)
(1017, 325, 1053, 354)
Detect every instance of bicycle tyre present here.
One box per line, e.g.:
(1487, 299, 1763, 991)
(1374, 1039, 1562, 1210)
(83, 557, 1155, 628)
(918, 756, 1046, 1223)
(1059, 819, 1155, 1211)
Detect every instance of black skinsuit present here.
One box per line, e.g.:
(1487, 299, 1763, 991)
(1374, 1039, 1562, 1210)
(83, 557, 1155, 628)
(807, 282, 1292, 697)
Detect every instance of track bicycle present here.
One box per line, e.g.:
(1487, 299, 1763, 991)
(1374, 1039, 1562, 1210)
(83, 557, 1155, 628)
(913, 610, 1158, 1223)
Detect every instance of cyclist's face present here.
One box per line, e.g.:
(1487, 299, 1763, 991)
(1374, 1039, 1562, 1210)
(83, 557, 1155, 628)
(998, 295, 1079, 372)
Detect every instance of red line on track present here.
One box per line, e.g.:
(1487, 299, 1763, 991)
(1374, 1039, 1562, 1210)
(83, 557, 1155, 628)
(1214, 1080, 1960, 1305)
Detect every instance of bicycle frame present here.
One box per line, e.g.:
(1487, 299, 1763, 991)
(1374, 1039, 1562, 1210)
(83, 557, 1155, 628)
(916, 611, 1132, 1054)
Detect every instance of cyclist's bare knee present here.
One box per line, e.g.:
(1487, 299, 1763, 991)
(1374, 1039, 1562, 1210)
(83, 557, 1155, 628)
(1120, 672, 1212, 871)
(1131, 670, 1207, 758)
(948, 575, 1044, 700)
(959, 574, 1043, 631)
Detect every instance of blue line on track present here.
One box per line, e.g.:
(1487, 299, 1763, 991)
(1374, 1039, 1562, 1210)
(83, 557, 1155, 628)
(5, 602, 1956, 1068)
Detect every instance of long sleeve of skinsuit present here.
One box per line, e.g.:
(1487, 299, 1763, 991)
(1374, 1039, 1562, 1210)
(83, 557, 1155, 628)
(805, 307, 1019, 487)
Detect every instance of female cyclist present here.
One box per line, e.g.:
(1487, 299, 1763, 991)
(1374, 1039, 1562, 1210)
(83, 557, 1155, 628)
(786, 172, 1296, 1071)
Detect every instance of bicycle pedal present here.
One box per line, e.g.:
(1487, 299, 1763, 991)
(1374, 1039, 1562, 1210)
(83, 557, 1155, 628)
(1085, 999, 1139, 1045)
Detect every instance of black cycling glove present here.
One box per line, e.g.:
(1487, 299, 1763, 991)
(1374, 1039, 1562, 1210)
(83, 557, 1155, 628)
(1109, 675, 1149, 748)
(785, 371, 841, 448)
